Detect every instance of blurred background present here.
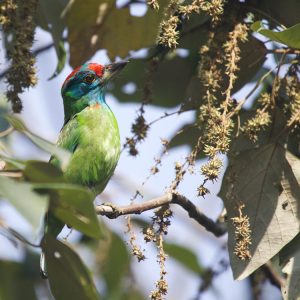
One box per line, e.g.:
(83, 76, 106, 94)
(0, 0, 294, 299)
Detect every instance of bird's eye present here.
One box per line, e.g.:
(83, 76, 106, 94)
(83, 74, 96, 84)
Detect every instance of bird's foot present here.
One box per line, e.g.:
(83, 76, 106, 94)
(101, 202, 120, 218)
(102, 202, 118, 211)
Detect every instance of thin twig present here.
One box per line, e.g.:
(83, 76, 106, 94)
(0, 170, 23, 177)
(227, 66, 276, 119)
(0, 126, 14, 138)
(96, 192, 227, 237)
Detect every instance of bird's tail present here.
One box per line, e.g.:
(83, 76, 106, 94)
(40, 211, 64, 279)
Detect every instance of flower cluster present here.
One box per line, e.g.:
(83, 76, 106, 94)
(180, 0, 225, 24)
(231, 205, 252, 260)
(284, 67, 300, 127)
(147, 0, 159, 10)
(157, 15, 180, 48)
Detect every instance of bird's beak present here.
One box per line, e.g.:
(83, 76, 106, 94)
(103, 61, 128, 83)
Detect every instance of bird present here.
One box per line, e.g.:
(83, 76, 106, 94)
(40, 61, 127, 278)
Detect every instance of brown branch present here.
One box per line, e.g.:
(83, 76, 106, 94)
(267, 48, 300, 55)
(96, 193, 227, 237)
(262, 262, 286, 289)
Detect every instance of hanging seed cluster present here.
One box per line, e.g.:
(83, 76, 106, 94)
(146, 206, 172, 300)
(0, 0, 38, 113)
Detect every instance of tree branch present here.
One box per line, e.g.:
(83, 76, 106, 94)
(96, 192, 227, 237)
(262, 262, 286, 289)
(267, 48, 300, 55)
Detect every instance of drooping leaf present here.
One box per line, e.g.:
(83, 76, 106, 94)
(24, 160, 64, 183)
(251, 21, 300, 49)
(101, 232, 130, 299)
(42, 236, 100, 300)
(164, 243, 204, 275)
(219, 144, 300, 280)
(130, 217, 151, 228)
(232, 36, 267, 92)
(48, 42, 67, 80)
(65, 0, 169, 66)
(178, 12, 209, 50)
(36, 0, 68, 77)
(0, 156, 26, 170)
(281, 254, 300, 300)
(0, 260, 38, 300)
(168, 121, 201, 150)
(0, 223, 39, 247)
(34, 183, 103, 239)
(258, 0, 300, 27)
(279, 234, 300, 300)
(0, 96, 10, 131)
(0, 176, 48, 231)
(7, 115, 71, 170)
(122, 289, 145, 300)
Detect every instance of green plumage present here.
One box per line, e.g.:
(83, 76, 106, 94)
(40, 61, 127, 278)
(54, 106, 120, 195)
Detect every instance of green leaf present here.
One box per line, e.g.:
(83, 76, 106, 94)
(101, 232, 130, 299)
(164, 243, 204, 275)
(0, 96, 10, 132)
(219, 144, 300, 280)
(251, 21, 300, 49)
(6, 115, 26, 132)
(0, 176, 48, 231)
(34, 183, 102, 239)
(42, 236, 100, 300)
(0, 156, 25, 170)
(130, 217, 151, 228)
(48, 41, 67, 80)
(36, 0, 68, 77)
(24, 160, 64, 183)
(168, 121, 203, 151)
(7, 115, 71, 170)
(280, 234, 300, 300)
(0, 260, 38, 300)
(65, 0, 169, 65)
(258, 0, 300, 27)
(178, 12, 209, 50)
(110, 55, 201, 108)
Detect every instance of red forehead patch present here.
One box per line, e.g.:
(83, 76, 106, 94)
(64, 66, 81, 84)
(87, 63, 104, 77)
(62, 63, 105, 89)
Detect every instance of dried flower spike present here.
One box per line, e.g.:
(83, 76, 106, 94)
(231, 204, 252, 260)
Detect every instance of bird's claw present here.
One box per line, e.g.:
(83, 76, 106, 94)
(101, 202, 120, 218)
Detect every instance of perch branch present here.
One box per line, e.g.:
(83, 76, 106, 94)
(96, 192, 227, 237)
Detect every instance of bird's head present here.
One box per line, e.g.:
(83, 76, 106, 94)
(61, 61, 127, 120)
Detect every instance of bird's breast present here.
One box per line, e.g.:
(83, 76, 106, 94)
(64, 107, 120, 194)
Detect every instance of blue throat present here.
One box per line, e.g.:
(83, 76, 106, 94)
(85, 86, 107, 106)
(63, 86, 110, 123)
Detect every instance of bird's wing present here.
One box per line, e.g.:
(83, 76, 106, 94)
(41, 117, 81, 278)
(50, 116, 80, 168)
(57, 116, 80, 152)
